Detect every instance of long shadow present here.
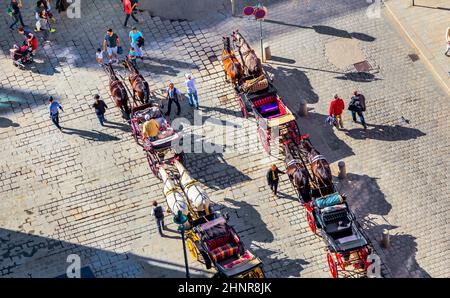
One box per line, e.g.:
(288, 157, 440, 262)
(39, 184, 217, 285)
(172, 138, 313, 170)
(412, 5, 450, 11)
(335, 71, 382, 82)
(139, 62, 180, 76)
(223, 197, 274, 243)
(144, 57, 198, 70)
(264, 65, 319, 104)
(0, 117, 20, 128)
(344, 124, 426, 141)
(103, 121, 130, 133)
(62, 127, 120, 142)
(0, 228, 208, 278)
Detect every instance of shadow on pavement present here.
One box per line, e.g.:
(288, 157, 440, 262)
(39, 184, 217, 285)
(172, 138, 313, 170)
(335, 71, 382, 82)
(0, 117, 20, 128)
(345, 124, 426, 141)
(62, 127, 120, 142)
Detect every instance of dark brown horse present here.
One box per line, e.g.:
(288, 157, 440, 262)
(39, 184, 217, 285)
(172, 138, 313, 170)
(300, 136, 334, 196)
(104, 63, 131, 120)
(222, 36, 243, 87)
(231, 30, 262, 77)
(284, 143, 311, 203)
(122, 57, 150, 104)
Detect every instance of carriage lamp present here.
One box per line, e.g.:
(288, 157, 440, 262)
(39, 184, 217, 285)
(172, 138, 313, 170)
(174, 211, 190, 278)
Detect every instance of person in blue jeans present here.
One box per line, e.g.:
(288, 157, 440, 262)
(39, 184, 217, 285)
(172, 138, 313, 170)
(48, 96, 64, 130)
(92, 95, 108, 126)
(184, 73, 199, 109)
(349, 90, 367, 130)
(9, 0, 25, 30)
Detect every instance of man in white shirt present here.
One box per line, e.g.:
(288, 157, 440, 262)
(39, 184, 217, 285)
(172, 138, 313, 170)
(184, 73, 199, 109)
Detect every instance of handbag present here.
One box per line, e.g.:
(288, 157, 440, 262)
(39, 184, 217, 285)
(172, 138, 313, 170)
(117, 46, 123, 55)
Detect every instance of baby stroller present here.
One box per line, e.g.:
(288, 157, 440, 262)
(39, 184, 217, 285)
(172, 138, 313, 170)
(10, 43, 34, 69)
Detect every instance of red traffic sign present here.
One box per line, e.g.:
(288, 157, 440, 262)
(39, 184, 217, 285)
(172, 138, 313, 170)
(254, 7, 267, 20)
(243, 6, 255, 16)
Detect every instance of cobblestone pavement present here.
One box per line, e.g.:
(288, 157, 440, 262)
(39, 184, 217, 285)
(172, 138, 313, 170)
(0, 0, 449, 278)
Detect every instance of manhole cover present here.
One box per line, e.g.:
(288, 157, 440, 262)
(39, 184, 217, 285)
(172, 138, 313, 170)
(208, 55, 218, 63)
(354, 61, 373, 72)
(408, 54, 419, 62)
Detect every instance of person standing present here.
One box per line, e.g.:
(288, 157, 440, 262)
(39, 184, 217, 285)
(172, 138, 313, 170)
(184, 73, 199, 109)
(103, 29, 121, 64)
(266, 164, 285, 196)
(18, 27, 38, 55)
(128, 46, 138, 69)
(445, 27, 450, 56)
(123, 0, 139, 27)
(9, 0, 25, 30)
(348, 90, 367, 130)
(38, 10, 51, 42)
(128, 26, 144, 59)
(48, 96, 64, 130)
(165, 83, 182, 117)
(92, 95, 108, 126)
(151, 201, 166, 237)
(329, 94, 345, 129)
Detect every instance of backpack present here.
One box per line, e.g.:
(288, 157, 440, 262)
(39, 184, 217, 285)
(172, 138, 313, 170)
(136, 36, 144, 47)
(153, 206, 164, 219)
(348, 96, 362, 112)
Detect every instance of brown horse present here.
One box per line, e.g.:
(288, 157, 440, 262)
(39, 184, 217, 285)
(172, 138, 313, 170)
(122, 57, 150, 104)
(300, 136, 334, 196)
(284, 143, 311, 203)
(231, 30, 262, 77)
(104, 63, 131, 120)
(222, 36, 243, 87)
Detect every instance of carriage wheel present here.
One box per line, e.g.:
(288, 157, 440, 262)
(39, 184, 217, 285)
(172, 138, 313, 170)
(146, 153, 161, 179)
(290, 121, 301, 145)
(335, 253, 346, 271)
(186, 238, 199, 261)
(327, 251, 338, 278)
(258, 128, 270, 154)
(306, 211, 316, 234)
(238, 97, 248, 118)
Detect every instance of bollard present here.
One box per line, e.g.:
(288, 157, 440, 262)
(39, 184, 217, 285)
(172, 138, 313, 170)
(298, 100, 308, 117)
(338, 161, 347, 179)
(263, 43, 271, 62)
(381, 229, 390, 248)
(231, 0, 236, 16)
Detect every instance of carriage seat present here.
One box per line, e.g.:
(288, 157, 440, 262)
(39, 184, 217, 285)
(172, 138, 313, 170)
(258, 102, 279, 114)
(222, 250, 254, 269)
(209, 243, 239, 263)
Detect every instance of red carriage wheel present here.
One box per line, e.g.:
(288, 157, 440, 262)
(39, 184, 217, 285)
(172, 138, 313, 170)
(147, 153, 161, 179)
(335, 253, 346, 271)
(327, 251, 338, 278)
(306, 211, 316, 234)
(258, 128, 270, 154)
(238, 97, 248, 118)
(130, 121, 139, 144)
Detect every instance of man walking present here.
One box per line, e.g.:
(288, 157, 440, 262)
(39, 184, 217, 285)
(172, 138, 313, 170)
(9, 0, 25, 30)
(348, 90, 367, 130)
(329, 94, 345, 129)
(48, 96, 64, 130)
(184, 73, 199, 109)
(103, 29, 121, 63)
(165, 83, 182, 117)
(266, 164, 285, 196)
(92, 95, 108, 126)
(123, 0, 139, 27)
(151, 201, 166, 237)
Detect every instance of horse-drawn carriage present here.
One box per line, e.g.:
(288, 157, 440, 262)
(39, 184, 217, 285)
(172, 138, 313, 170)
(130, 101, 184, 177)
(185, 212, 265, 278)
(305, 192, 372, 278)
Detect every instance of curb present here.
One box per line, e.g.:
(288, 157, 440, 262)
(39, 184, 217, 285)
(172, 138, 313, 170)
(383, 1, 450, 96)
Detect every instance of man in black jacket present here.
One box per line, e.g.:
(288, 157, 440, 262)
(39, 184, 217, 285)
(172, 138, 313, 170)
(267, 164, 285, 196)
(151, 201, 166, 237)
(92, 95, 108, 126)
(349, 90, 367, 130)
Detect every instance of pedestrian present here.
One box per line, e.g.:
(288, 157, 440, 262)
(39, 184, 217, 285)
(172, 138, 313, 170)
(151, 201, 166, 237)
(266, 164, 285, 196)
(55, 0, 69, 12)
(18, 27, 38, 55)
(128, 26, 144, 59)
(38, 10, 52, 42)
(445, 27, 450, 56)
(329, 94, 345, 129)
(128, 46, 138, 69)
(165, 83, 182, 117)
(143, 114, 159, 141)
(103, 29, 121, 64)
(123, 0, 139, 27)
(42, 0, 56, 23)
(184, 73, 199, 109)
(48, 96, 64, 130)
(92, 95, 108, 126)
(9, 0, 25, 30)
(96, 48, 103, 66)
(348, 90, 367, 130)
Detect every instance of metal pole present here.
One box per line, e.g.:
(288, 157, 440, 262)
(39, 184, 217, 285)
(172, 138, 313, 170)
(260, 20, 264, 62)
(412, 0, 415, 6)
(180, 228, 190, 278)
(231, 0, 235, 16)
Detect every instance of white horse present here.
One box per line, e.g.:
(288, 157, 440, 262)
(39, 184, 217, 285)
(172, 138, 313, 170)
(158, 167, 189, 216)
(174, 160, 211, 214)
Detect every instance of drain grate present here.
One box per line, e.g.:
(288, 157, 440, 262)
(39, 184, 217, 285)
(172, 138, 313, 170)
(353, 60, 373, 72)
(408, 54, 419, 62)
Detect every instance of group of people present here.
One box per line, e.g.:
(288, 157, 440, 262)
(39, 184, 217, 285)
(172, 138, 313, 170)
(328, 91, 367, 131)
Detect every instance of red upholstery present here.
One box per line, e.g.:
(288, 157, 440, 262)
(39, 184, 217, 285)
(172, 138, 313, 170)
(222, 250, 254, 269)
(252, 95, 276, 107)
(210, 243, 239, 262)
(205, 231, 231, 250)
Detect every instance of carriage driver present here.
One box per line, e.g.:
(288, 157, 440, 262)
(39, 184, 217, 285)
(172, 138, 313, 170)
(143, 114, 159, 142)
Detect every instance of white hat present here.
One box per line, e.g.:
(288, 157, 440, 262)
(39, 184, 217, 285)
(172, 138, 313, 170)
(185, 73, 192, 79)
(145, 114, 150, 121)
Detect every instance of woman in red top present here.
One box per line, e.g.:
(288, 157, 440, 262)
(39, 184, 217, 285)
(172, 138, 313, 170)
(329, 94, 345, 129)
(123, 0, 139, 27)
